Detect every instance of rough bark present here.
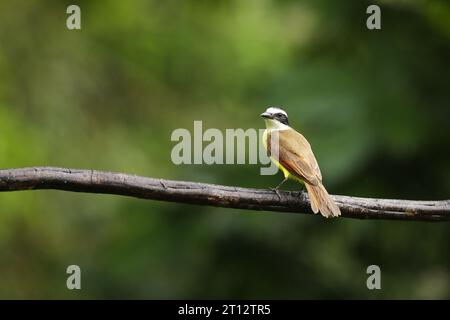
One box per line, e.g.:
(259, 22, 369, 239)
(0, 167, 449, 221)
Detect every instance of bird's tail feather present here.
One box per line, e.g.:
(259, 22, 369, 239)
(305, 183, 341, 218)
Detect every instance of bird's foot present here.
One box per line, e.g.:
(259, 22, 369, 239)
(270, 187, 282, 201)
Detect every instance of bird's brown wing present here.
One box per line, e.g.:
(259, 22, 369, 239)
(267, 129, 322, 185)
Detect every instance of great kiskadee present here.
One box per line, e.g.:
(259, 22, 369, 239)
(261, 107, 341, 218)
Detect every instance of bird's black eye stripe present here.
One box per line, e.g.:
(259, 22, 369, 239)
(275, 113, 289, 125)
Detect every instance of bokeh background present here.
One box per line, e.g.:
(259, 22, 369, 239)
(0, 0, 449, 299)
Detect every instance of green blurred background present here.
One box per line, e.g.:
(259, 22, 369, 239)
(0, 0, 449, 299)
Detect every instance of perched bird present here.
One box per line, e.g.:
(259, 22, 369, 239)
(261, 107, 341, 218)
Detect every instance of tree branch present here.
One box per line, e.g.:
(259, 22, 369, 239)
(0, 167, 449, 222)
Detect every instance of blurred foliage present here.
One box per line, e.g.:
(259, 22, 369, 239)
(0, 0, 449, 299)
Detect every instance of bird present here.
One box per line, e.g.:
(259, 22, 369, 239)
(261, 106, 341, 218)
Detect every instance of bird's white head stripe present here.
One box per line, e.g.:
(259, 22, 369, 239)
(265, 107, 287, 116)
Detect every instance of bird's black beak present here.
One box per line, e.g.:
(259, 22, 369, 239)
(261, 112, 272, 119)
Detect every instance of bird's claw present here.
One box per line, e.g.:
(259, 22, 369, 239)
(270, 187, 282, 201)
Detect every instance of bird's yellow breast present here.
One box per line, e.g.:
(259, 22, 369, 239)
(262, 129, 304, 184)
